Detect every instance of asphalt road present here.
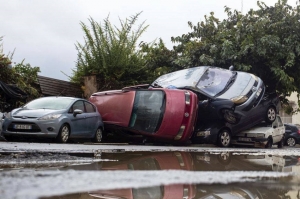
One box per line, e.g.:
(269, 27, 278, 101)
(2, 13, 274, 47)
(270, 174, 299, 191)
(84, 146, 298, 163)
(1, 141, 300, 199)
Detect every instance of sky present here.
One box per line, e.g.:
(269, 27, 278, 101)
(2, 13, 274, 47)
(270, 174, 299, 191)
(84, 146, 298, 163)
(0, 0, 297, 81)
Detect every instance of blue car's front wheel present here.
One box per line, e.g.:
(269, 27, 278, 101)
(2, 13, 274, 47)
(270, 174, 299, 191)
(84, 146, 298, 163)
(56, 124, 70, 143)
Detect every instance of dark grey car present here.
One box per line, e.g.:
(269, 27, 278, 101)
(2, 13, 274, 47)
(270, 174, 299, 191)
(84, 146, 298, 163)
(151, 66, 275, 125)
(1, 96, 104, 143)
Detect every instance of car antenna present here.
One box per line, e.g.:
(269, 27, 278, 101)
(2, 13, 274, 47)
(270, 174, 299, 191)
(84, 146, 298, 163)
(58, 89, 65, 96)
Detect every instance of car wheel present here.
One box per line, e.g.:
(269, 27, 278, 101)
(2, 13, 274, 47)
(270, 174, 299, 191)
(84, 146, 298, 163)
(286, 137, 296, 147)
(266, 106, 276, 123)
(217, 152, 232, 165)
(92, 128, 103, 143)
(56, 124, 70, 143)
(222, 109, 237, 124)
(277, 138, 284, 148)
(217, 129, 231, 147)
(265, 138, 273, 148)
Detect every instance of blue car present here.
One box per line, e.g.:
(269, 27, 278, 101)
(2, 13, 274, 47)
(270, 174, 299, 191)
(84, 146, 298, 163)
(284, 123, 300, 147)
(1, 96, 104, 143)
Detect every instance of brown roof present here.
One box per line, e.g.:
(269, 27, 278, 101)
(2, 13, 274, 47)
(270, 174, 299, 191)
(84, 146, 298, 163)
(37, 75, 83, 98)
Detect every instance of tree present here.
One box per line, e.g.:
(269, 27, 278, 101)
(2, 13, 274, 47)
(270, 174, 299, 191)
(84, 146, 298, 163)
(0, 36, 41, 108)
(72, 12, 153, 90)
(140, 38, 179, 78)
(171, 0, 300, 104)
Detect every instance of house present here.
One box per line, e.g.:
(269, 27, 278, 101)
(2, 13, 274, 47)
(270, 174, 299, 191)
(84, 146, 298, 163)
(280, 92, 300, 125)
(37, 75, 83, 98)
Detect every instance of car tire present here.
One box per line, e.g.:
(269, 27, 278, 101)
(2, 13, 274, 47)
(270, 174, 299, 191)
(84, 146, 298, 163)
(56, 124, 70, 143)
(217, 152, 232, 165)
(92, 128, 103, 143)
(266, 106, 276, 123)
(217, 129, 231, 147)
(286, 137, 296, 147)
(265, 138, 273, 148)
(277, 138, 284, 148)
(222, 109, 237, 124)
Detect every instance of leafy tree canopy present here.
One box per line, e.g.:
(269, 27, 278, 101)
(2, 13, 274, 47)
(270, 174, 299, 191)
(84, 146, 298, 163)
(72, 12, 154, 90)
(170, 0, 300, 104)
(0, 36, 41, 108)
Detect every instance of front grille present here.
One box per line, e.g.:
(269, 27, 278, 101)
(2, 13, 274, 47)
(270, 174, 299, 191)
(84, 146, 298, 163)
(246, 90, 253, 98)
(253, 80, 258, 87)
(252, 86, 265, 107)
(8, 122, 41, 132)
(13, 116, 38, 119)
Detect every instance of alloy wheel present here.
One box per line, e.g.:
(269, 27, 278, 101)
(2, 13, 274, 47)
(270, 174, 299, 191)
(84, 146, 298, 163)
(219, 131, 231, 147)
(267, 107, 276, 122)
(60, 125, 69, 143)
(95, 128, 103, 143)
(286, 137, 296, 147)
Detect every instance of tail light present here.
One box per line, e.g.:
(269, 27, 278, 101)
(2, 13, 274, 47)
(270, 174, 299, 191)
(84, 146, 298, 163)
(297, 130, 300, 135)
(185, 91, 191, 105)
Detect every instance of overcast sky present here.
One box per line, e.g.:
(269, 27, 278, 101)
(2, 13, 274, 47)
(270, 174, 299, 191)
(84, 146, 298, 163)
(0, 0, 296, 81)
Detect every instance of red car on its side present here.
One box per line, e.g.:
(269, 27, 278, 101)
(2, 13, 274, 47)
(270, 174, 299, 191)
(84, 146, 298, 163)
(89, 151, 196, 199)
(89, 87, 198, 143)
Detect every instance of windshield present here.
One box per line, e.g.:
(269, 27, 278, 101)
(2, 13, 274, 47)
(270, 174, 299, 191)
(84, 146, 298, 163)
(152, 66, 208, 88)
(197, 67, 234, 97)
(129, 90, 165, 133)
(24, 97, 74, 110)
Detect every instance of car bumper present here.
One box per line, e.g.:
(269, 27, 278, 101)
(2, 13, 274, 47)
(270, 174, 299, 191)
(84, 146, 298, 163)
(1, 118, 62, 138)
(231, 137, 268, 147)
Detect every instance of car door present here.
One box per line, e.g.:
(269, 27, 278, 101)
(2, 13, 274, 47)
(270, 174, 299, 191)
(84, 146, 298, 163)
(272, 117, 283, 143)
(84, 101, 99, 137)
(69, 100, 86, 137)
(276, 116, 285, 142)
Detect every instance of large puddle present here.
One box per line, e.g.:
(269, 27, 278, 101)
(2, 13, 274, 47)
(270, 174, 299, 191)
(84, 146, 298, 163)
(1, 150, 300, 199)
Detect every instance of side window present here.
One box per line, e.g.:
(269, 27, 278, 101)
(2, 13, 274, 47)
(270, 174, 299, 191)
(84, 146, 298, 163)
(70, 101, 85, 113)
(85, 102, 95, 113)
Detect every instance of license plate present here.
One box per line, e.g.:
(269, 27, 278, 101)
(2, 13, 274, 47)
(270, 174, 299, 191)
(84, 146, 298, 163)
(14, 124, 32, 129)
(238, 137, 252, 142)
(197, 132, 205, 136)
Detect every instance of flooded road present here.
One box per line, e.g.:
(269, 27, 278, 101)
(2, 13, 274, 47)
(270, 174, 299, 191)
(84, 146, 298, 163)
(0, 142, 300, 199)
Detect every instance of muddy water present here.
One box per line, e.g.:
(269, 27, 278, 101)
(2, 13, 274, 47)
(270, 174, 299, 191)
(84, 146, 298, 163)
(2, 151, 296, 199)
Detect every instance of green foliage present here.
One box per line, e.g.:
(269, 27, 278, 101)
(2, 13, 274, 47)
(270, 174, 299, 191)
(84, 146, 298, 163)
(72, 12, 152, 90)
(0, 36, 41, 107)
(13, 61, 41, 101)
(140, 38, 179, 79)
(170, 0, 300, 105)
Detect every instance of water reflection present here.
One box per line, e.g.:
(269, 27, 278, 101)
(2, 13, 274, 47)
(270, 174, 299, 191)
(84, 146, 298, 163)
(44, 151, 300, 199)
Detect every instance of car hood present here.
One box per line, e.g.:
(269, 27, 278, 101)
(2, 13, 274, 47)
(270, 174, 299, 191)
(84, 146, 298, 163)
(12, 108, 63, 118)
(237, 127, 271, 135)
(218, 72, 255, 99)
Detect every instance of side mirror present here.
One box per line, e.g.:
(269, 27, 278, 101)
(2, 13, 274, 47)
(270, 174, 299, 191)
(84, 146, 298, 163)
(73, 109, 83, 117)
(229, 65, 234, 71)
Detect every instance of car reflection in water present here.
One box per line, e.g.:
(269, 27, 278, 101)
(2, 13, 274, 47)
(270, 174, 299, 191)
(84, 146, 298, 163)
(45, 151, 300, 199)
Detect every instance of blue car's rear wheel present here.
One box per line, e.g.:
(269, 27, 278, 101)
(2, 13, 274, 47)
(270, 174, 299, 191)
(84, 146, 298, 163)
(56, 124, 69, 143)
(92, 128, 103, 143)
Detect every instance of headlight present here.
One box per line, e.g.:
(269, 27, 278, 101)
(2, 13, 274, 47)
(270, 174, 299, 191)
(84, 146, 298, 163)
(231, 95, 248, 104)
(250, 74, 259, 81)
(38, 114, 62, 121)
